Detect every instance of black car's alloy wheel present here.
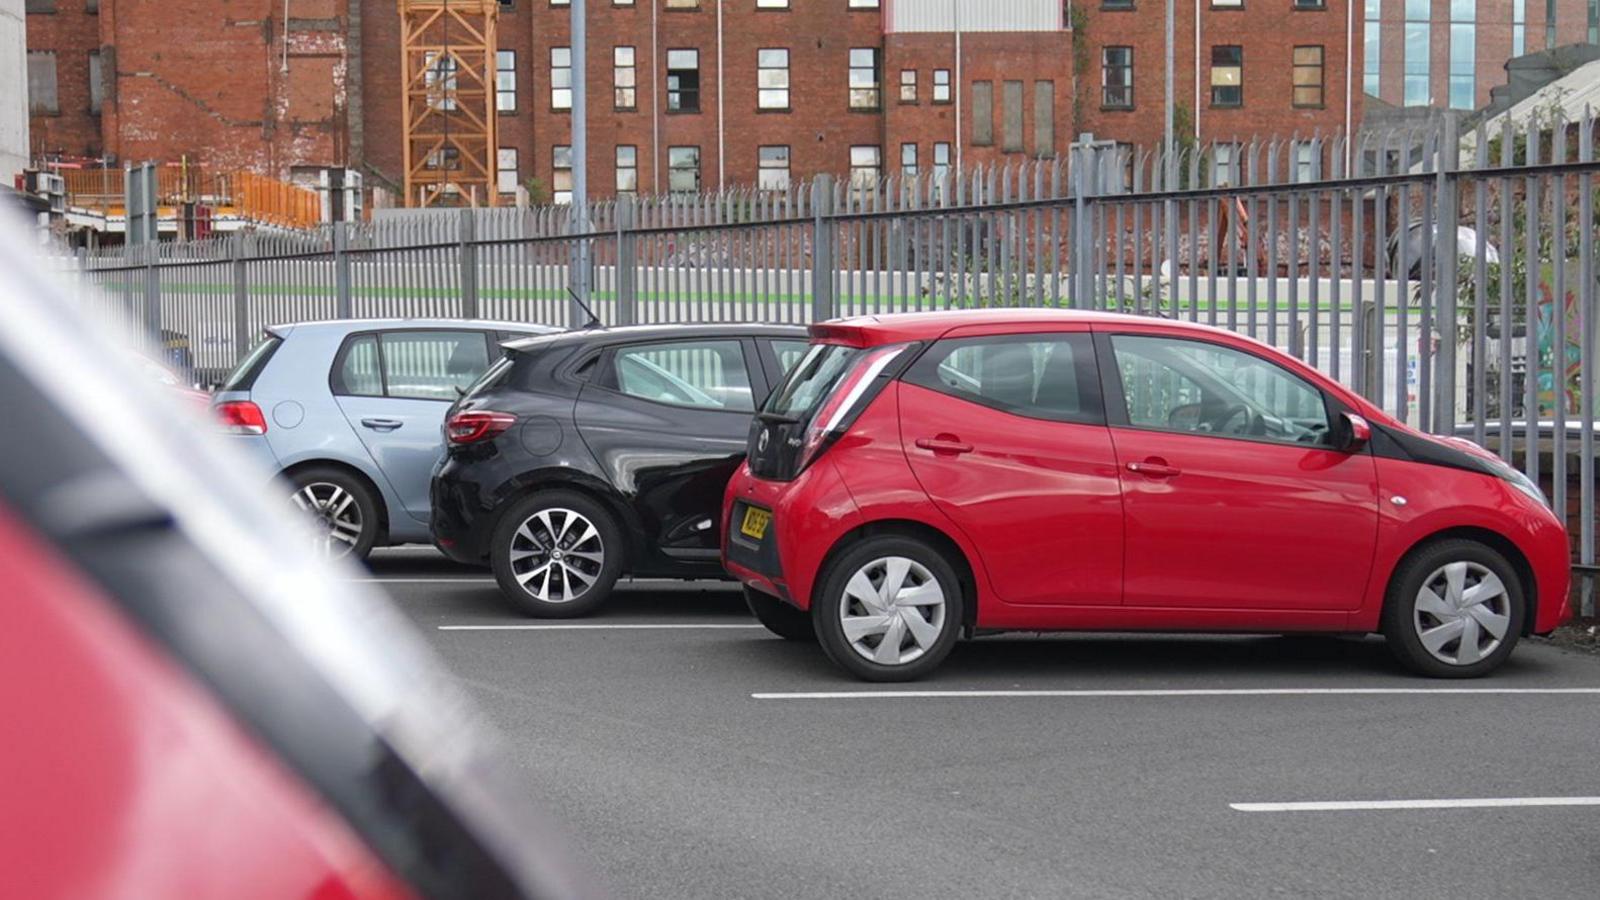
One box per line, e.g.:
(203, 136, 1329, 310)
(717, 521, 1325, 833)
(491, 490, 624, 617)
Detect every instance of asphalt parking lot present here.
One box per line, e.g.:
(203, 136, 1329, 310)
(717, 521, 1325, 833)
(366, 548, 1600, 899)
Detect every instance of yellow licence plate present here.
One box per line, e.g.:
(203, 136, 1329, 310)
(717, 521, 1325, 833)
(740, 507, 772, 541)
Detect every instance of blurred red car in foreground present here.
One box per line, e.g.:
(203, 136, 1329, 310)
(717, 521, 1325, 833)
(0, 220, 583, 900)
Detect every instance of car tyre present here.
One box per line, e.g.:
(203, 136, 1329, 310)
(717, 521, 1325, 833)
(744, 587, 816, 641)
(1381, 538, 1525, 678)
(813, 536, 964, 682)
(287, 466, 381, 562)
(491, 490, 624, 618)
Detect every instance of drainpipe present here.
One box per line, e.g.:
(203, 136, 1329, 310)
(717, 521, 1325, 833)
(282, 0, 291, 73)
(1345, 0, 1355, 170)
(1193, 0, 1200, 142)
(953, 0, 963, 173)
(717, 0, 725, 191)
(651, 0, 660, 192)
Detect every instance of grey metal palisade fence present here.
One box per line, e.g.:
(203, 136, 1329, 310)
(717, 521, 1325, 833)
(54, 120, 1600, 612)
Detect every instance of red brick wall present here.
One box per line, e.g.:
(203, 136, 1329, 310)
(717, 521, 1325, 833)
(25, 0, 102, 160)
(104, 0, 351, 178)
(1082, 4, 1359, 149)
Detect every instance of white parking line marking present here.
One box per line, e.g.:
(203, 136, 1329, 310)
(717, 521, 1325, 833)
(439, 623, 764, 631)
(354, 578, 495, 584)
(751, 687, 1600, 700)
(1231, 797, 1600, 813)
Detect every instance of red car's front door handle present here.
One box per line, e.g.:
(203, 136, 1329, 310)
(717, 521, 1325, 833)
(1127, 460, 1181, 478)
(916, 437, 975, 455)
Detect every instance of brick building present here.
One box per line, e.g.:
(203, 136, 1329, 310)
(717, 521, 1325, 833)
(23, 0, 1361, 205)
(1364, 0, 1600, 112)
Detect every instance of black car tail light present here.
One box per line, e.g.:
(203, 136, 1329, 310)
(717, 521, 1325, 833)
(447, 411, 517, 445)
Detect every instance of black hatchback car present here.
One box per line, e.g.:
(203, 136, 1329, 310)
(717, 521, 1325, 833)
(432, 323, 808, 615)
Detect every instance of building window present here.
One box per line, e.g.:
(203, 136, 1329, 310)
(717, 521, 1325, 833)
(616, 145, 638, 196)
(498, 148, 519, 196)
(901, 143, 918, 179)
(669, 147, 700, 192)
(1103, 0, 1133, 8)
(1210, 46, 1242, 107)
(552, 0, 568, 5)
(757, 0, 790, 6)
(88, 49, 104, 115)
(900, 69, 917, 103)
(758, 146, 790, 191)
(932, 68, 951, 103)
(850, 145, 882, 195)
(849, 0, 880, 7)
(1292, 46, 1324, 107)
(1450, 2, 1477, 110)
(553, 146, 573, 204)
(425, 53, 458, 111)
(1001, 80, 1024, 152)
(849, 48, 881, 110)
(665, 0, 699, 7)
(966, 79, 992, 144)
(1212, 0, 1241, 6)
(758, 48, 789, 110)
(24, 0, 55, 11)
(27, 52, 57, 115)
(1293, 0, 1325, 7)
(614, 46, 637, 110)
(1102, 47, 1132, 109)
(1211, 143, 1238, 186)
(551, 47, 572, 110)
(1293, 141, 1320, 182)
(1404, 0, 1429, 106)
(932, 142, 951, 200)
(667, 49, 700, 112)
(425, 147, 461, 170)
(1364, 0, 1381, 96)
(1034, 80, 1055, 157)
(497, 50, 517, 113)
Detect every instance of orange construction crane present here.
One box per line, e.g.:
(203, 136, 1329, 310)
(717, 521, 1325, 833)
(398, 1, 500, 208)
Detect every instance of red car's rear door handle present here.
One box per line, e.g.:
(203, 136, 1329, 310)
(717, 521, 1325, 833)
(915, 437, 974, 455)
(1126, 460, 1181, 478)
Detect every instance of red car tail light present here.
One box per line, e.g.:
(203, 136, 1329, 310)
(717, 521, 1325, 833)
(214, 400, 268, 435)
(796, 343, 913, 472)
(446, 410, 517, 445)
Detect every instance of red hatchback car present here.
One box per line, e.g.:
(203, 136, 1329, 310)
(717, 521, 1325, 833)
(723, 310, 1571, 682)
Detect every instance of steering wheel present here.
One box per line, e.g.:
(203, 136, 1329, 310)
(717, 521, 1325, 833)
(1214, 404, 1258, 436)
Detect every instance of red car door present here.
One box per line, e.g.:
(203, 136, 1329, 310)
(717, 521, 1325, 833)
(1099, 328, 1379, 611)
(899, 328, 1124, 607)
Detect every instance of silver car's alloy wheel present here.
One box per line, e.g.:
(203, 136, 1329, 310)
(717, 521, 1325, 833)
(290, 482, 364, 559)
(839, 556, 947, 666)
(508, 508, 605, 604)
(1413, 560, 1512, 666)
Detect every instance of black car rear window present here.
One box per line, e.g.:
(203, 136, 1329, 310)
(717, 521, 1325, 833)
(220, 333, 282, 392)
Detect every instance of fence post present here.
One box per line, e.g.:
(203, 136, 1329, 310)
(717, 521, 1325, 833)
(1072, 135, 1100, 309)
(1433, 116, 1461, 434)
(459, 207, 480, 319)
(811, 175, 836, 321)
(231, 234, 250, 372)
(333, 222, 353, 319)
(616, 195, 637, 325)
(143, 241, 161, 349)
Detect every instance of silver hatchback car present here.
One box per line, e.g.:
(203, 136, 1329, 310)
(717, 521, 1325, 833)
(213, 319, 558, 559)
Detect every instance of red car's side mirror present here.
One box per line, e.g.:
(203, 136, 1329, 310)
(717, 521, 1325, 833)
(1341, 412, 1371, 453)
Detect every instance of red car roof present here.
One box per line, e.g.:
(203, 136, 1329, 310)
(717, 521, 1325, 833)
(810, 308, 1192, 345)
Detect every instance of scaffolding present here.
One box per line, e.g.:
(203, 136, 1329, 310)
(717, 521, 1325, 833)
(398, 0, 501, 208)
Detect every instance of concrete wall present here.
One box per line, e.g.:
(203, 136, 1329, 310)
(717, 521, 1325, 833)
(0, 0, 27, 182)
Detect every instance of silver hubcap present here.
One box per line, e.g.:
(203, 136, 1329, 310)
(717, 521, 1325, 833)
(290, 482, 364, 559)
(1413, 561, 1512, 666)
(508, 508, 604, 604)
(839, 556, 947, 666)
